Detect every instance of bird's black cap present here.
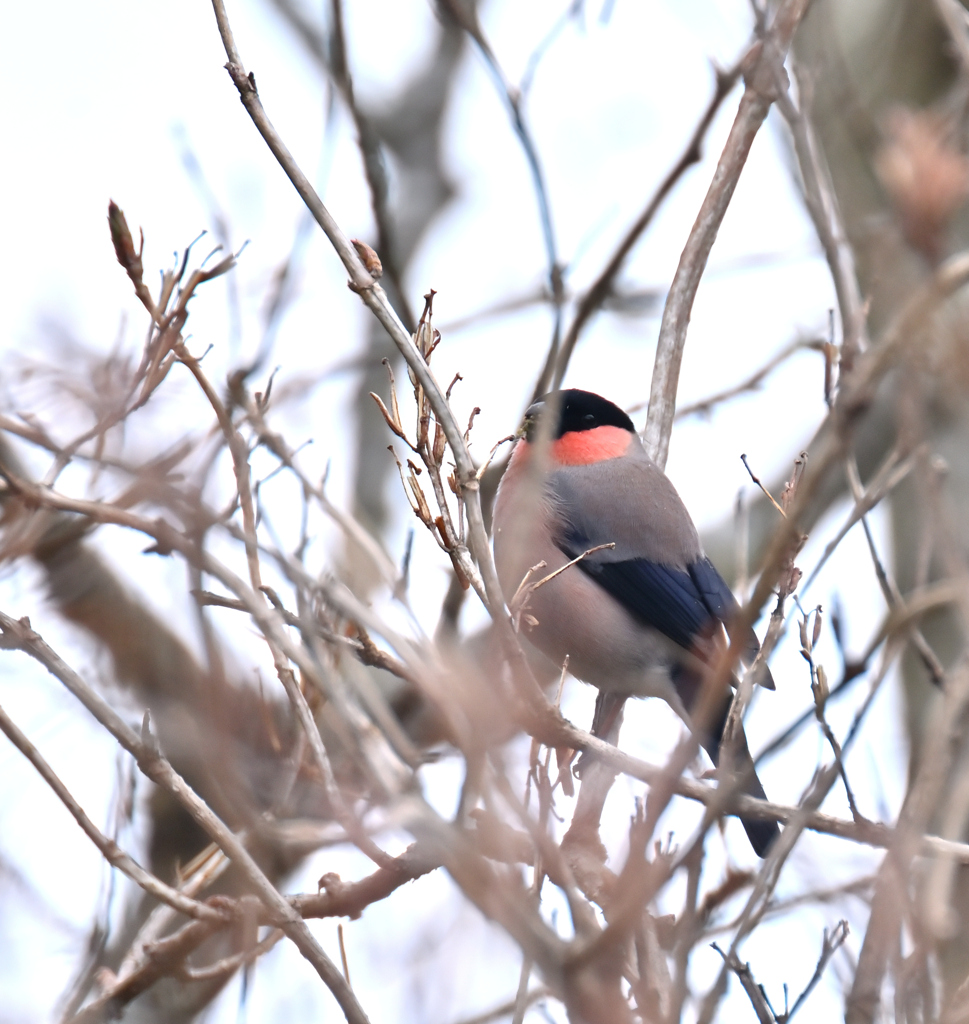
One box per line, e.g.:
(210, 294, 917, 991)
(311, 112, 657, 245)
(523, 389, 635, 441)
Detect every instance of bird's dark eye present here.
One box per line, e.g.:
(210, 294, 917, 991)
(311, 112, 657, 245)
(583, 413, 596, 425)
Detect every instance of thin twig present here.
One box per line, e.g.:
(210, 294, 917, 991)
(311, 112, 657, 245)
(71, 844, 437, 1023)
(0, 701, 226, 924)
(548, 57, 744, 392)
(327, 0, 415, 332)
(711, 944, 773, 1024)
(182, 347, 395, 872)
(777, 58, 871, 368)
(797, 604, 864, 821)
(741, 453, 788, 518)
(437, 0, 563, 353)
(801, 444, 921, 593)
(244, 394, 399, 584)
(843, 455, 945, 684)
(697, 761, 844, 1024)
(179, 928, 285, 982)
(781, 920, 850, 1022)
(337, 923, 351, 985)
(671, 337, 824, 421)
(508, 542, 616, 629)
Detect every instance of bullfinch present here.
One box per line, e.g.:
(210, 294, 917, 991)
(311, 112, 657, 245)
(492, 389, 779, 856)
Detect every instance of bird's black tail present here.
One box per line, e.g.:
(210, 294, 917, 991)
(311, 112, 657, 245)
(584, 680, 780, 856)
(730, 748, 780, 857)
(675, 669, 780, 857)
(704, 695, 779, 857)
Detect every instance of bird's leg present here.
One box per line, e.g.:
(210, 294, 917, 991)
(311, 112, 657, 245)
(592, 690, 627, 743)
(562, 692, 629, 877)
(573, 690, 627, 777)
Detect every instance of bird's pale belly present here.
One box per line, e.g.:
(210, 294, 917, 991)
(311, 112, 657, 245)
(495, 520, 682, 706)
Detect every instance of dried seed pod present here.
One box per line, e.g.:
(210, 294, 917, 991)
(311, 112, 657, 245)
(813, 664, 829, 706)
(812, 605, 823, 647)
(432, 420, 446, 464)
(370, 392, 407, 440)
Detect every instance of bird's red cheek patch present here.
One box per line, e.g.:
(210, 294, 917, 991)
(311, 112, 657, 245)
(551, 426, 632, 465)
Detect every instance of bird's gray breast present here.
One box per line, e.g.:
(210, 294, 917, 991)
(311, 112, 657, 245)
(546, 453, 702, 568)
(493, 457, 687, 703)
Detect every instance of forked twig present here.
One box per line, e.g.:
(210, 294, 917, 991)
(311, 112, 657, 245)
(509, 543, 616, 630)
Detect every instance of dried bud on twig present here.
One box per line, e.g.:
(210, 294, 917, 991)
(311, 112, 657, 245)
(108, 200, 156, 315)
(108, 201, 143, 280)
(351, 238, 383, 279)
(780, 451, 808, 513)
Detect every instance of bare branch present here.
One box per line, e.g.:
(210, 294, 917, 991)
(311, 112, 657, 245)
(783, 920, 850, 1022)
(671, 337, 825, 422)
(550, 57, 744, 393)
(0, 611, 372, 1024)
(0, 700, 226, 924)
(712, 944, 774, 1024)
(776, 59, 871, 368)
(643, 0, 813, 469)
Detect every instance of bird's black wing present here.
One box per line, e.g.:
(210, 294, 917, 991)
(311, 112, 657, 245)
(563, 546, 710, 653)
(557, 535, 773, 688)
(687, 556, 738, 623)
(688, 558, 772, 687)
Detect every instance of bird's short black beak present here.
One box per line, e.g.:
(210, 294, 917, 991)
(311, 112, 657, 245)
(524, 399, 545, 420)
(518, 399, 546, 439)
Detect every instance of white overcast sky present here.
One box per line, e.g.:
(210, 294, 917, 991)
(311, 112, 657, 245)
(0, 1, 902, 1021)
